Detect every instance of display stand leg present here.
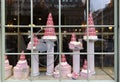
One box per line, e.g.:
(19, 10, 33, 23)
(46, 41, 54, 76)
(88, 40, 95, 74)
(73, 51, 80, 74)
(31, 50, 40, 76)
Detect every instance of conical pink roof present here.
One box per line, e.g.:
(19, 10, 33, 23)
(5, 55, 7, 60)
(20, 50, 26, 60)
(88, 13, 94, 26)
(46, 13, 54, 28)
(71, 33, 76, 41)
(83, 59, 87, 70)
(44, 13, 56, 36)
(84, 13, 97, 36)
(61, 54, 66, 62)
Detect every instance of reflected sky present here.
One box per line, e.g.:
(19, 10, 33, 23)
(90, 0, 110, 12)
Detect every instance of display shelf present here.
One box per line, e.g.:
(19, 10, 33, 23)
(4, 67, 114, 82)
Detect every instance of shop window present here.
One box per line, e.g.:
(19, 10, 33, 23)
(0, 0, 118, 82)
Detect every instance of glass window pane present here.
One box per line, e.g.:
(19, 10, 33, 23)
(88, 55, 114, 80)
(33, 0, 59, 25)
(31, 54, 59, 80)
(5, 0, 30, 25)
(90, 0, 114, 25)
(5, 27, 30, 53)
(61, 0, 84, 25)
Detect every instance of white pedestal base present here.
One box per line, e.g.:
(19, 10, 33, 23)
(46, 41, 54, 76)
(73, 51, 80, 74)
(31, 50, 40, 76)
(88, 40, 95, 74)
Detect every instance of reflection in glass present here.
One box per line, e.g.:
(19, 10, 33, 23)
(61, 0, 84, 25)
(6, 0, 30, 25)
(33, 0, 59, 25)
(91, 0, 114, 25)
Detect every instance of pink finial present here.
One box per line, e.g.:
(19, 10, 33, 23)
(71, 33, 76, 41)
(83, 59, 87, 70)
(20, 50, 26, 60)
(88, 13, 94, 26)
(84, 13, 97, 36)
(5, 55, 7, 60)
(61, 54, 66, 62)
(46, 12, 54, 27)
(43, 12, 56, 36)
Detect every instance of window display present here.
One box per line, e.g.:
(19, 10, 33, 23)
(0, 0, 118, 82)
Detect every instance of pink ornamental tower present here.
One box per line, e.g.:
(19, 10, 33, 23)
(27, 34, 39, 50)
(5, 55, 12, 79)
(83, 13, 98, 75)
(27, 34, 40, 76)
(13, 51, 29, 79)
(69, 33, 83, 75)
(80, 59, 91, 78)
(54, 55, 71, 78)
(43, 13, 57, 40)
(42, 13, 57, 76)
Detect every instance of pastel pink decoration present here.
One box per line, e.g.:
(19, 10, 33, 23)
(54, 55, 71, 78)
(44, 13, 55, 36)
(84, 13, 96, 36)
(5, 55, 7, 60)
(72, 72, 79, 79)
(83, 13, 98, 75)
(71, 33, 76, 41)
(42, 13, 57, 40)
(13, 51, 29, 79)
(83, 59, 87, 70)
(61, 54, 66, 62)
(20, 51, 25, 60)
(5, 55, 13, 79)
(53, 71, 60, 78)
(69, 33, 83, 50)
(27, 34, 39, 50)
(69, 33, 83, 75)
(80, 59, 91, 78)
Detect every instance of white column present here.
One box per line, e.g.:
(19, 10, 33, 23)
(31, 50, 40, 76)
(46, 41, 54, 75)
(73, 51, 80, 74)
(88, 40, 95, 74)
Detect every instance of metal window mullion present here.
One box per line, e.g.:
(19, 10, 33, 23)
(30, 0, 33, 81)
(4, 25, 115, 28)
(59, 0, 62, 81)
(4, 52, 115, 55)
(1, 0, 5, 82)
(119, 0, 120, 81)
(114, 0, 118, 81)
(86, 0, 89, 80)
(0, 27, 1, 82)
